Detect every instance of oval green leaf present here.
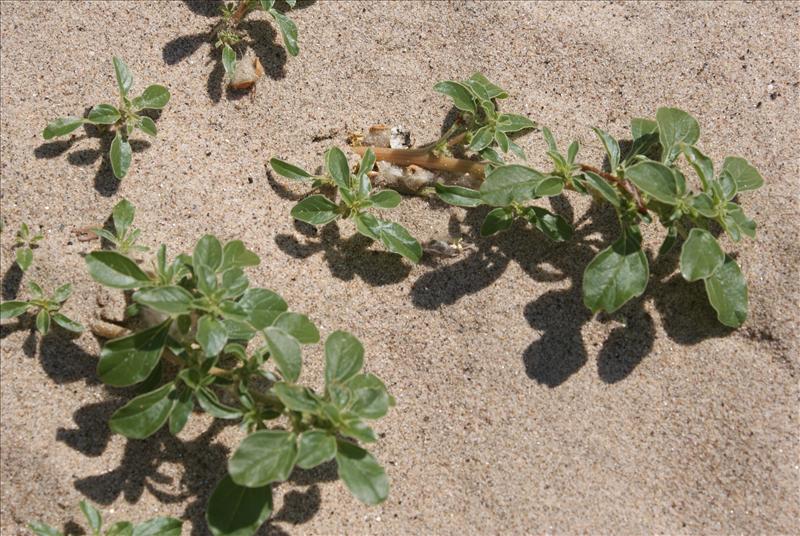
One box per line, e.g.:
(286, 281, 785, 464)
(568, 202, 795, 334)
(704, 255, 748, 328)
(291, 195, 340, 225)
(335, 440, 389, 505)
(109, 383, 175, 439)
(206, 475, 272, 536)
(132, 84, 170, 110)
(625, 160, 681, 205)
(98, 320, 171, 387)
(229, 430, 298, 487)
(297, 430, 337, 469)
(43, 116, 84, 139)
(324, 330, 364, 386)
(582, 230, 649, 314)
(264, 326, 302, 382)
(679, 228, 725, 282)
(270, 158, 312, 181)
(86, 251, 150, 289)
(110, 131, 132, 179)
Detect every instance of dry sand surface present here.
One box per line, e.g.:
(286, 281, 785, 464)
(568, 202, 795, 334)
(1, 1, 799, 534)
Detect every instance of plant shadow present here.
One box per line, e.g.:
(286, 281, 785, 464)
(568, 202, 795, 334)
(163, 1, 316, 103)
(33, 110, 154, 197)
(411, 197, 733, 387)
(275, 219, 413, 287)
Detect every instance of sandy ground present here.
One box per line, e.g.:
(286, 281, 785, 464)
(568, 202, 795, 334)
(1, 1, 798, 534)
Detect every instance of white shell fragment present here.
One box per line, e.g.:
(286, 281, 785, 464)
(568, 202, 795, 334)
(229, 54, 264, 90)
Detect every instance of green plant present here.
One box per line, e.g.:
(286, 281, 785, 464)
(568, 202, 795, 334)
(14, 222, 43, 271)
(340, 73, 758, 328)
(271, 147, 423, 262)
(43, 57, 170, 179)
(0, 280, 84, 335)
(215, 0, 299, 81)
(91, 199, 149, 254)
(84, 233, 394, 536)
(29, 499, 182, 536)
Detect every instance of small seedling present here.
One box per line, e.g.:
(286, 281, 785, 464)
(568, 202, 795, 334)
(85, 231, 394, 536)
(0, 280, 84, 335)
(91, 199, 148, 254)
(14, 223, 43, 271)
(272, 147, 422, 262)
(215, 0, 300, 84)
(43, 57, 170, 179)
(28, 499, 182, 536)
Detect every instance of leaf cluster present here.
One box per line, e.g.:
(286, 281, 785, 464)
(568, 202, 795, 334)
(84, 211, 394, 535)
(13, 222, 43, 271)
(29, 499, 181, 536)
(43, 57, 170, 179)
(91, 199, 149, 254)
(217, 0, 299, 80)
(272, 147, 422, 262)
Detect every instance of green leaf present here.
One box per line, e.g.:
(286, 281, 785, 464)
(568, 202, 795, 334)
(480, 165, 546, 206)
(467, 125, 494, 152)
(0, 300, 29, 319)
(434, 183, 483, 207)
(721, 156, 763, 191)
(272, 382, 320, 413)
(110, 131, 132, 179)
(658, 225, 678, 256)
(354, 213, 422, 262)
(496, 113, 536, 133)
(270, 9, 299, 56)
(169, 388, 193, 435)
(52, 313, 85, 333)
(433, 81, 476, 114)
(229, 430, 298, 487)
(196, 388, 243, 419)
(49, 283, 71, 303)
(468, 72, 508, 99)
(535, 176, 564, 197)
(220, 240, 260, 271)
(87, 103, 121, 125)
(682, 144, 713, 191)
(704, 255, 748, 328)
(524, 206, 573, 241)
(132, 85, 170, 110)
(630, 117, 658, 139)
(79, 500, 102, 534)
(98, 320, 170, 387)
(15, 247, 32, 271)
(27, 522, 63, 536)
(349, 373, 393, 419)
(237, 288, 287, 330)
(723, 203, 756, 241)
(494, 129, 510, 153)
(691, 193, 717, 218)
(480, 207, 514, 237)
(656, 107, 700, 164)
(273, 312, 319, 343)
(270, 158, 312, 181)
(36, 309, 50, 335)
(582, 228, 649, 314)
(105, 522, 133, 536)
(221, 44, 236, 77)
(194, 234, 223, 272)
(325, 147, 351, 189)
(297, 430, 337, 469)
(133, 286, 193, 315)
(291, 195, 340, 225)
(206, 475, 272, 536)
(541, 126, 558, 152)
(131, 517, 182, 536)
(335, 440, 389, 505)
(86, 251, 150, 289)
(625, 160, 681, 205)
(43, 116, 84, 139)
(28, 281, 44, 299)
(113, 57, 134, 96)
(679, 228, 725, 282)
(109, 383, 175, 439)
(592, 127, 620, 171)
(259, 0, 276, 10)
(137, 116, 157, 137)
(112, 198, 135, 236)
(340, 418, 377, 443)
(369, 190, 401, 209)
(583, 171, 621, 208)
(325, 330, 364, 386)
(197, 315, 228, 357)
(264, 327, 302, 382)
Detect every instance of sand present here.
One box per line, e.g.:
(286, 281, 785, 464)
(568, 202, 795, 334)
(1, 1, 798, 534)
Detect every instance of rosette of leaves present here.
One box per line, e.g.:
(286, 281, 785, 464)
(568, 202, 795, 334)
(271, 147, 423, 262)
(29, 499, 182, 536)
(13, 222, 43, 272)
(85, 234, 394, 536)
(216, 0, 300, 79)
(91, 198, 148, 255)
(433, 107, 762, 327)
(0, 280, 84, 335)
(43, 57, 170, 179)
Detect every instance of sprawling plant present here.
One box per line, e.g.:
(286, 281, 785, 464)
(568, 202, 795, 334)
(43, 57, 170, 179)
(215, 0, 299, 82)
(13, 222, 43, 272)
(288, 73, 761, 328)
(84, 223, 394, 535)
(0, 280, 84, 335)
(29, 499, 181, 536)
(271, 147, 422, 262)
